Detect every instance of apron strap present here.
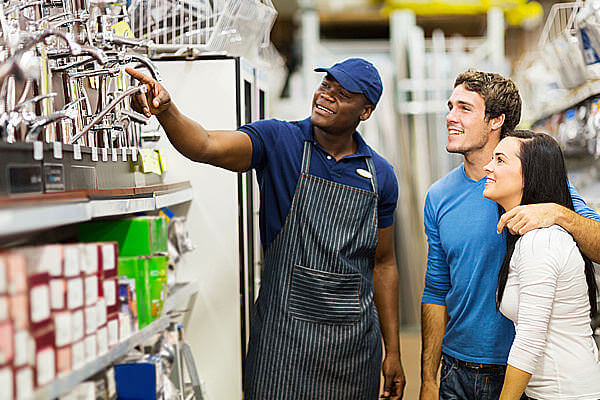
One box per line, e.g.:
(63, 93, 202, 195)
(301, 141, 312, 174)
(365, 157, 378, 194)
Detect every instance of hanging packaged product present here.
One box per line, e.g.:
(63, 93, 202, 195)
(577, 0, 600, 79)
(544, 31, 588, 89)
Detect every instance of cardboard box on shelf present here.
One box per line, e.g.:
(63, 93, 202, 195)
(50, 278, 65, 311)
(14, 366, 33, 400)
(71, 309, 84, 343)
(79, 217, 168, 257)
(66, 277, 84, 310)
(100, 243, 118, 279)
(53, 311, 73, 348)
(84, 275, 98, 306)
(83, 335, 96, 363)
(63, 245, 81, 278)
(96, 326, 108, 356)
(84, 305, 97, 336)
(107, 316, 118, 348)
(71, 340, 85, 370)
(56, 344, 71, 375)
(103, 278, 119, 314)
(79, 244, 99, 276)
(13, 330, 33, 368)
(0, 321, 14, 366)
(33, 324, 55, 387)
(0, 366, 13, 400)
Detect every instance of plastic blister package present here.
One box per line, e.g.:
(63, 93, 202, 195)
(207, 0, 277, 57)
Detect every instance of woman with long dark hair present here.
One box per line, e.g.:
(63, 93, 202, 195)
(483, 130, 600, 400)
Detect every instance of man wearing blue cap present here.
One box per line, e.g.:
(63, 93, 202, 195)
(127, 58, 406, 399)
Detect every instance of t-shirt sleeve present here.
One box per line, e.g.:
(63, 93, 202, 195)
(421, 192, 451, 306)
(569, 181, 600, 221)
(507, 230, 560, 374)
(238, 119, 283, 171)
(378, 165, 398, 228)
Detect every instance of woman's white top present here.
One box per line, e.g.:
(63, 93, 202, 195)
(500, 225, 600, 400)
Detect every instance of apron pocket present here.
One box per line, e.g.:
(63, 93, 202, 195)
(289, 264, 360, 325)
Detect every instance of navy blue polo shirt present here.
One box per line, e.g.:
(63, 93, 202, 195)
(239, 117, 399, 251)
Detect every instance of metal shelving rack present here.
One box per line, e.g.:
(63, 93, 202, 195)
(31, 281, 201, 400)
(0, 185, 193, 237)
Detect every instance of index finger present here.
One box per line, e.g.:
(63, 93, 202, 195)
(497, 207, 518, 234)
(125, 67, 153, 84)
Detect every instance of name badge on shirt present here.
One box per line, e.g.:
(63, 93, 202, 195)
(356, 168, 372, 179)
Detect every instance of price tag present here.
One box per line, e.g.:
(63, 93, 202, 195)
(121, 148, 127, 162)
(111, 148, 117, 162)
(101, 147, 108, 162)
(73, 144, 82, 160)
(91, 147, 98, 162)
(131, 148, 138, 162)
(139, 149, 162, 175)
(53, 142, 63, 159)
(33, 141, 43, 160)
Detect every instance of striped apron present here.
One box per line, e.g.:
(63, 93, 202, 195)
(244, 141, 382, 399)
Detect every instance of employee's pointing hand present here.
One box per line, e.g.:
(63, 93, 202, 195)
(125, 67, 171, 117)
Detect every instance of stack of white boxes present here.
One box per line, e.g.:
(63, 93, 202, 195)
(0, 241, 121, 399)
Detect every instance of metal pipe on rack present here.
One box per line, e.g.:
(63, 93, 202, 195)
(69, 83, 147, 143)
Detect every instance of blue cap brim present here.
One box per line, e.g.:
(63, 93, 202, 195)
(314, 67, 363, 94)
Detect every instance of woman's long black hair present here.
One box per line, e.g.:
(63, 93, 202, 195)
(496, 130, 597, 317)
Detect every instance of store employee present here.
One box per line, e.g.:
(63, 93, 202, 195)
(127, 58, 406, 400)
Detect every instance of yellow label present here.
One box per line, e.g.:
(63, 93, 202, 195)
(139, 149, 162, 175)
(112, 20, 133, 38)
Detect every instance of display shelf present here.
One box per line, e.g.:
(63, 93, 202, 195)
(0, 182, 192, 237)
(89, 196, 156, 218)
(156, 187, 194, 209)
(0, 201, 90, 237)
(32, 317, 170, 400)
(164, 281, 201, 313)
(531, 79, 600, 123)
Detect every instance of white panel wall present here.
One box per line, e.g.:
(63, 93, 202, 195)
(155, 59, 243, 400)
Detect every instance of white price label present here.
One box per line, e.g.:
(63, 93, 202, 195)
(101, 147, 108, 162)
(33, 141, 43, 160)
(111, 148, 117, 162)
(73, 144, 82, 160)
(53, 142, 63, 159)
(131, 148, 138, 162)
(121, 148, 127, 162)
(91, 147, 98, 162)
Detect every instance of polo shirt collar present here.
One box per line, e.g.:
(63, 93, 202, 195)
(302, 117, 372, 159)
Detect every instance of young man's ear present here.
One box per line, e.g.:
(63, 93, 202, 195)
(489, 114, 505, 131)
(360, 104, 375, 121)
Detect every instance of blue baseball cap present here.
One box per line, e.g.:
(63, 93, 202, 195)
(314, 58, 383, 107)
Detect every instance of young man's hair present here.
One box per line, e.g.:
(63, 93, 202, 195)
(496, 130, 597, 318)
(454, 70, 522, 137)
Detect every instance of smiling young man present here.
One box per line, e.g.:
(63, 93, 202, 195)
(126, 58, 405, 400)
(419, 70, 600, 400)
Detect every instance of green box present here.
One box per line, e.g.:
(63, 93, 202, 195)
(145, 255, 168, 320)
(79, 216, 168, 257)
(118, 256, 152, 329)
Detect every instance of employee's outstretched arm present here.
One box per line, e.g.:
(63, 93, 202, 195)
(126, 67, 252, 172)
(420, 302, 448, 400)
(373, 225, 406, 400)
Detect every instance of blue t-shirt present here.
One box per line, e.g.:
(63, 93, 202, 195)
(422, 164, 600, 364)
(239, 117, 399, 251)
